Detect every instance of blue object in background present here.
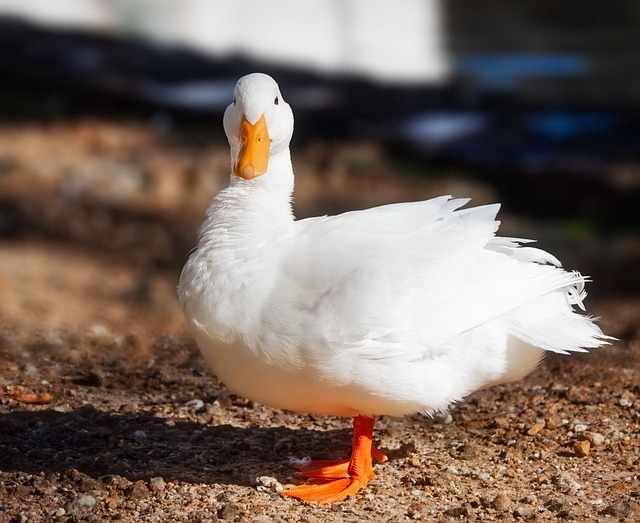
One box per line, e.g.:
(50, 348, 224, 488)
(457, 54, 588, 90)
(526, 112, 618, 139)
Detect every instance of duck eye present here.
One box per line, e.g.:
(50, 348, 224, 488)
(233, 96, 236, 105)
(274, 96, 279, 105)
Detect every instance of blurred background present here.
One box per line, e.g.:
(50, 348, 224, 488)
(0, 0, 639, 337)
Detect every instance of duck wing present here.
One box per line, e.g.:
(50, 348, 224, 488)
(281, 196, 604, 359)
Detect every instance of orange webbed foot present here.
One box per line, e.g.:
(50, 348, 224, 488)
(283, 476, 369, 504)
(282, 416, 384, 504)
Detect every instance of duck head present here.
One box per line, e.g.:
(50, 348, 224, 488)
(223, 73, 294, 180)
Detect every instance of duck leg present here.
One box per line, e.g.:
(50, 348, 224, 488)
(282, 415, 385, 504)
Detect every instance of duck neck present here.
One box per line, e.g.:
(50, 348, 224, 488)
(201, 148, 296, 247)
(230, 149, 295, 207)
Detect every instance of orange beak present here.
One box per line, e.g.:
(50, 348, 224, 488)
(234, 114, 271, 179)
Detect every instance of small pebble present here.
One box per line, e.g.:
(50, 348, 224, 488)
(494, 417, 510, 429)
(128, 480, 151, 499)
(612, 481, 627, 492)
(573, 423, 588, 433)
(182, 398, 205, 411)
(492, 493, 512, 511)
(602, 500, 638, 518)
(217, 490, 240, 503)
(255, 475, 284, 493)
(433, 411, 453, 424)
(64, 494, 97, 514)
(514, 506, 534, 518)
(132, 430, 147, 440)
(574, 439, 591, 457)
(536, 474, 549, 484)
(76, 495, 96, 509)
(149, 476, 166, 493)
(218, 504, 241, 520)
(527, 422, 545, 436)
(554, 472, 582, 493)
(588, 432, 605, 446)
(89, 324, 110, 337)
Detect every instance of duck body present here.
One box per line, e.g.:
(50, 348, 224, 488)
(179, 160, 604, 420)
(178, 73, 610, 503)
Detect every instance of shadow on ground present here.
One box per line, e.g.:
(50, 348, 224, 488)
(0, 406, 353, 486)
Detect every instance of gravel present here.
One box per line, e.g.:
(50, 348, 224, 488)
(0, 120, 639, 522)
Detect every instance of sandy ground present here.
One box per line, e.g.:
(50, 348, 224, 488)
(0, 121, 638, 522)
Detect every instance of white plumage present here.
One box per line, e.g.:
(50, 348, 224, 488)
(178, 73, 611, 503)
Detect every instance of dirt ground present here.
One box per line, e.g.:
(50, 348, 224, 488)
(0, 121, 639, 522)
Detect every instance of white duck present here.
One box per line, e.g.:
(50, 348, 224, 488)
(178, 73, 611, 504)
